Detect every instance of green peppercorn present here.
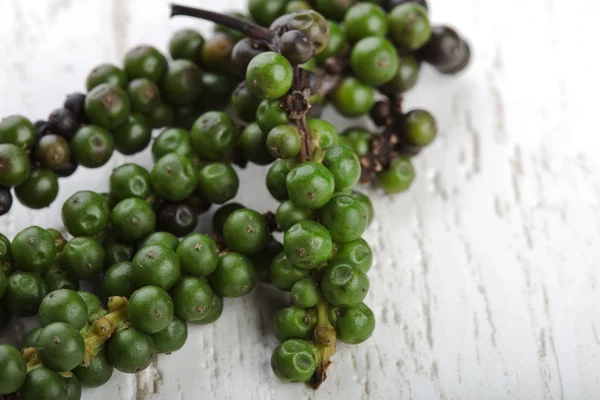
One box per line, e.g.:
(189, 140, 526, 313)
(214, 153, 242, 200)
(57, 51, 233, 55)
(151, 153, 197, 201)
(274, 305, 317, 341)
(70, 125, 114, 168)
(3, 272, 47, 316)
(106, 327, 154, 373)
(169, 28, 205, 62)
(351, 37, 399, 86)
(256, 99, 289, 133)
(211, 252, 256, 298)
(151, 316, 188, 353)
(332, 77, 375, 117)
(162, 59, 204, 105)
(38, 289, 88, 330)
(275, 200, 314, 231)
(196, 162, 239, 204)
(140, 232, 180, 251)
(61, 190, 110, 237)
(190, 111, 237, 160)
(377, 156, 415, 193)
(36, 321, 85, 371)
(170, 276, 214, 321)
(127, 78, 161, 112)
(128, 285, 174, 334)
(104, 262, 135, 298)
(86, 63, 128, 91)
(385, 55, 421, 93)
(306, 118, 339, 149)
(266, 159, 297, 201)
(248, 0, 287, 26)
(320, 195, 368, 243)
(246, 52, 294, 100)
(231, 82, 262, 122)
(213, 202, 245, 235)
(72, 349, 114, 388)
(146, 101, 174, 129)
(402, 109, 437, 146)
(176, 233, 219, 277)
(291, 278, 319, 308)
(388, 3, 431, 50)
(314, 21, 346, 63)
(132, 245, 181, 291)
(84, 83, 131, 129)
(321, 261, 369, 307)
(286, 162, 335, 209)
(0, 115, 36, 150)
(332, 237, 373, 271)
(112, 198, 156, 243)
(14, 169, 59, 209)
(152, 128, 194, 161)
(271, 339, 317, 382)
(249, 238, 283, 282)
(193, 293, 223, 324)
(239, 123, 276, 165)
(0, 143, 31, 187)
(63, 236, 105, 280)
(284, 220, 333, 269)
(11, 226, 56, 273)
(112, 113, 152, 155)
(270, 252, 310, 290)
(223, 209, 269, 255)
(285, 10, 331, 55)
(109, 163, 152, 203)
(335, 302, 376, 344)
(124, 45, 168, 82)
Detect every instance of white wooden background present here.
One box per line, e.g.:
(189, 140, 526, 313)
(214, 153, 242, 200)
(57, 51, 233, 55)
(1, 0, 599, 399)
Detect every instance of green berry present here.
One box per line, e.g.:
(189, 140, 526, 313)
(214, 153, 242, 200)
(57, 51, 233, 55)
(77, 291, 103, 321)
(3, 272, 47, 317)
(267, 124, 301, 159)
(285, 1, 311, 13)
(285, 10, 330, 55)
(124, 45, 167, 82)
(113, 113, 152, 155)
(63, 236, 105, 280)
(314, 20, 346, 63)
(0, 115, 36, 150)
(109, 163, 152, 203)
(332, 238, 373, 272)
(193, 293, 223, 324)
(344, 3, 388, 41)
(162, 60, 204, 105)
(249, 238, 283, 282)
(291, 278, 319, 308)
(256, 99, 289, 133)
(402, 109, 437, 146)
(151, 316, 188, 353)
(248, 0, 287, 26)
(212, 203, 245, 235)
(284, 221, 332, 269)
(271, 339, 317, 382)
(246, 52, 293, 100)
(320, 195, 368, 243)
(270, 252, 310, 290)
(72, 349, 114, 388)
(106, 327, 154, 373)
(239, 123, 275, 166)
(322, 145, 361, 191)
(128, 285, 174, 334)
(386, 55, 421, 93)
(132, 245, 181, 291)
(23, 327, 42, 348)
(211, 252, 256, 298)
(170, 276, 214, 321)
(335, 302, 375, 344)
(38, 289, 88, 330)
(351, 37, 399, 86)
(0, 232, 10, 266)
(177, 234, 219, 277)
(389, 3, 431, 50)
(127, 78, 160, 113)
(61, 191, 109, 237)
(200, 34, 236, 73)
(86, 63, 128, 91)
(11, 226, 56, 273)
(14, 169, 59, 209)
(321, 261, 369, 307)
(70, 125, 114, 168)
(36, 322, 85, 371)
(332, 77, 375, 117)
(104, 262, 135, 298)
(146, 101, 173, 129)
(196, 162, 239, 204)
(231, 82, 262, 122)
(275, 200, 314, 231)
(152, 128, 194, 161)
(84, 83, 130, 129)
(266, 159, 297, 201)
(112, 198, 156, 243)
(286, 162, 335, 209)
(0, 344, 27, 395)
(140, 232, 179, 251)
(341, 127, 371, 157)
(223, 208, 270, 255)
(169, 29, 204, 62)
(19, 367, 67, 400)
(190, 111, 237, 160)
(377, 156, 415, 193)
(43, 269, 79, 292)
(274, 306, 316, 341)
(103, 241, 135, 268)
(34, 134, 70, 169)
(0, 143, 31, 187)
(151, 153, 197, 201)
(350, 191, 373, 225)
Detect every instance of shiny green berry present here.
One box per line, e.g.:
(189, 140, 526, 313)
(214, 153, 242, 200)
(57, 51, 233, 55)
(211, 252, 256, 298)
(190, 111, 237, 160)
(332, 77, 375, 117)
(270, 252, 310, 290)
(322, 145, 361, 191)
(169, 29, 204, 62)
(239, 123, 275, 165)
(124, 45, 167, 82)
(256, 99, 289, 133)
(63, 236, 105, 280)
(319, 195, 368, 242)
(84, 83, 130, 129)
(36, 322, 85, 371)
(271, 339, 317, 382)
(14, 169, 59, 209)
(72, 349, 114, 388)
(335, 302, 375, 344)
(314, 20, 346, 63)
(77, 291, 103, 321)
(170, 276, 214, 322)
(344, 3, 388, 41)
(286, 162, 335, 209)
(332, 237, 373, 272)
(266, 159, 297, 201)
(231, 82, 262, 122)
(321, 261, 369, 307)
(70, 125, 114, 168)
(341, 127, 371, 157)
(275, 200, 314, 231)
(111, 198, 156, 243)
(151, 316, 188, 353)
(176, 234, 219, 277)
(248, 0, 287, 26)
(246, 52, 293, 100)
(106, 327, 154, 373)
(132, 245, 181, 291)
(109, 163, 152, 203)
(151, 153, 197, 201)
(162, 59, 204, 105)
(285, 10, 330, 55)
(284, 220, 332, 269)
(152, 128, 194, 161)
(291, 278, 319, 308)
(113, 113, 152, 155)
(38, 289, 88, 330)
(19, 367, 68, 400)
(0, 143, 30, 187)
(3, 272, 47, 317)
(128, 285, 174, 334)
(0, 344, 27, 395)
(104, 262, 135, 298)
(274, 305, 316, 341)
(307, 118, 339, 150)
(267, 125, 301, 159)
(61, 191, 109, 237)
(385, 55, 421, 93)
(140, 232, 179, 251)
(127, 78, 160, 113)
(402, 109, 437, 146)
(196, 163, 239, 204)
(193, 293, 223, 324)
(223, 209, 269, 255)
(389, 3, 431, 50)
(0, 115, 36, 150)
(11, 226, 56, 273)
(351, 37, 399, 85)
(86, 63, 127, 91)
(377, 156, 415, 193)
(212, 203, 244, 236)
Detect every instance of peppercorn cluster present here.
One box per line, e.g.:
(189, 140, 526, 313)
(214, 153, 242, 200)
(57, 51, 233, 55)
(0, 0, 469, 397)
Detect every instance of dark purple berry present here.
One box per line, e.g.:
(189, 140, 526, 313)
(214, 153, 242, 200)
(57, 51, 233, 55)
(53, 160, 79, 178)
(64, 92, 87, 120)
(48, 108, 79, 139)
(0, 186, 12, 216)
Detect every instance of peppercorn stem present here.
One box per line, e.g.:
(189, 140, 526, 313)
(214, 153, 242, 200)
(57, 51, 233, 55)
(311, 296, 336, 389)
(170, 4, 274, 42)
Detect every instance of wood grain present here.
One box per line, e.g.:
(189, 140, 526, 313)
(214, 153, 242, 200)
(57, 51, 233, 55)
(1, 0, 599, 399)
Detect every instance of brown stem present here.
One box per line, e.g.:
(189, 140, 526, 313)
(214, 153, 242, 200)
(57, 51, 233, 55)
(170, 4, 274, 42)
(289, 66, 312, 162)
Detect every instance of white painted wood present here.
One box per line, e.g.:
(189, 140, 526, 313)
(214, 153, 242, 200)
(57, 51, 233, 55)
(1, 0, 599, 399)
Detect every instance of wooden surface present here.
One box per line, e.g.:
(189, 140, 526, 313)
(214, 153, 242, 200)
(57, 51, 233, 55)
(1, 0, 599, 399)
